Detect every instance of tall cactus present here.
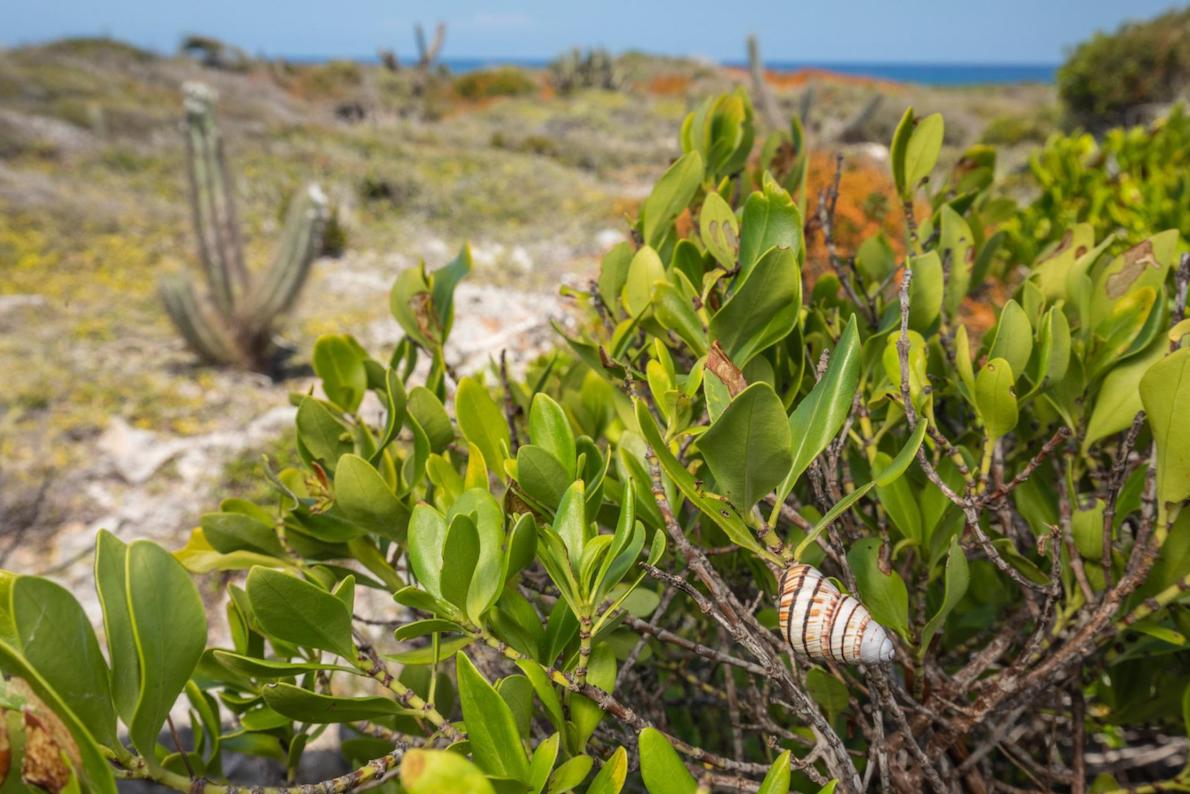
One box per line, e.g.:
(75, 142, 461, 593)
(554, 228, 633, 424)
(161, 83, 327, 371)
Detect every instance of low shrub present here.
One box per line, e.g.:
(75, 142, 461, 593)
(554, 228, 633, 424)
(453, 67, 537, 100)
(0, 90, 1187, 794)
(1058, 7, 1190, 129)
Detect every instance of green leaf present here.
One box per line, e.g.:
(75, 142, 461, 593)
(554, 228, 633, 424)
(875, 451, 922, 545)
(641, 151, 704, 248)
(295, 396, 351, 469)
(516, 445, 571, 511)
(530, 394, 577, 478)
(919, 537, 969, 654)
(548, 755, 593, 793)
(598, 242, 634, 314)
(777, 315, 862, 503)
(907, 251, 943, 332)
(634, 400, 768, 558)
(408, 386, 455, 453)
(903, 112, 944, 196)
(653, 281, 708, 356)
(408, 503, 447, 598)
(333, 454, 409, 539)
(738, 179, 801, 280)
(710, 246, 800, 366)
(126, 541, 208, 764)
(402, 749, 496, 794)
(848, 537, 910, 640)
(449, 489, 507, 620)
(457, 376, 511, 480)
(245, 567, 355, 659)
(699, 191, 739, 268)
(939, 205, 973, 313)
(431, 244, 473, 340)
(0, 641, 118, 794)
(312, 334, 367, 413)
(201, 511, 284, 556)
(515, 660, 566, 733)
(1084, 338, 1166, 449)
(975, 358, 1018, 440)
(210, 650, 351, 678)
(94, 530, 138, 724)
(622, 246, 666, 317)
(457, 652, 530, 781)
(1072, 499, 1107, 560)
(440, 514, 480, 614)
(987, 300, 1032, 379)
(587, 746, 628, 794)
(9, 577, 118, 748)
(889, 107, 914, 197)
(390, 264, 435, 349)
(1140, 347, 1190, 512)
(529, 733, 561, 794)
(263, 683, 402, 723)
(638, 727, 697, 794)
(553, 480, 588, 570)
(756, 750, 792, 794)
(697, 382, 793, 509)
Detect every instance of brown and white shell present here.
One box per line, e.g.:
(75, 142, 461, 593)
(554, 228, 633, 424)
(777, 564, 895, 665)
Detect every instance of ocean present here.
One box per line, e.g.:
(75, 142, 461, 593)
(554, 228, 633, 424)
(306, 56, 1057, 86)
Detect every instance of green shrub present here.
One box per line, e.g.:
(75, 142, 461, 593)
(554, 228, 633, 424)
(1058, 7, 1190, 129)
(1006, 105, 1190, 264)
(453, 67, 537, 100)
(1, 91, 1188, 794)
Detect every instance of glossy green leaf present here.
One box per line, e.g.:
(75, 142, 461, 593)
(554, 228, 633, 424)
(1140, 347, 1190, 511)
(94, 530, 138, 724)
(710, 246, 800, 366)
(457, 652, 530, 781)
(641, 150, 703, 248)
(548, 755, 593, 793)
(126, 541, 208, 764)
(638, 727, 697, 794)
(975, 357, 1018, 440)
(848, 537, 910, 640)
(756, 750, 792, 794)
(408, 502, 447, 598)
(440, 514, 480, 614)
(263, 683, 402, 723)
(622, 245, 666, 317)
(587, 745, 628, 794)
(634, 400, 768, 558)
(699, 191, 739, 268)
(312, 334, 367, 413)
(738, 178, 801, 280)
(333, 454, 408, 539)
(529, 733, 561, 794)
(530, 394, 576, 478)
(402, 749, 496, 794)
(697, 382, 793, 509)
(903, 112, 944, 196)
(907, 251, 943, 332)
(457, 376, 511, 479)
(777, 315, 861, 504)
(9, 576, 118, 748)
(245, 567, 355, 659)
(889, 107, 914, 196)
(987, 300, 1032, 379)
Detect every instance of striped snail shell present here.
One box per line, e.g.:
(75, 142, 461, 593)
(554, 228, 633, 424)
(778, 564, 895, 665)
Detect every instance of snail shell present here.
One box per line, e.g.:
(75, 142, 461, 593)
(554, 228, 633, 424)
(778, 564, 895, 665)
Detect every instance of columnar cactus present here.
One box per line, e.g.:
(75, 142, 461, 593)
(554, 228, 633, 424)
(160, 83, 327, 371)
(549, 47, 623, 94)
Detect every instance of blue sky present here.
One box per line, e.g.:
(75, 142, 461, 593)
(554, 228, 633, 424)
(3, 1, 1180, 63)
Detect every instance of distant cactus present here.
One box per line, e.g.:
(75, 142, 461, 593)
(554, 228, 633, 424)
(549, 48, 623, 94)
(161, 83, 327, 371)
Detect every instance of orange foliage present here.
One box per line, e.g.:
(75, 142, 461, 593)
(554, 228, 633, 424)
(721, 66, 904, 93)
(802, 149, 914, 278)
(646, 74, 693, 95)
